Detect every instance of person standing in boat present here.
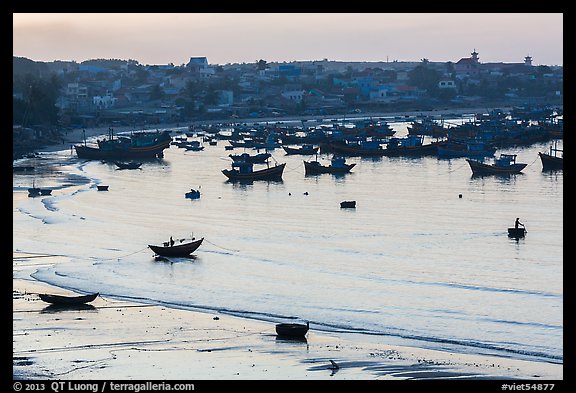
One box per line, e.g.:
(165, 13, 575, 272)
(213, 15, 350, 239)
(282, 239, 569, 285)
(170, 236, 175, 247)
(514, 218, 524, 229)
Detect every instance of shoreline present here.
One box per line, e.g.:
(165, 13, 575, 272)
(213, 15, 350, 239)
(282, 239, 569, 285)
(13, 274, 562, 381)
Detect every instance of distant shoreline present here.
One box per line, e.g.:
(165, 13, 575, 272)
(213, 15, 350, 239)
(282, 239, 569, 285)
(31, 105, 549, 156)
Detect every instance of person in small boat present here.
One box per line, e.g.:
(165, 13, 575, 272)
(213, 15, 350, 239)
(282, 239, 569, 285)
(170, 236, 175, 247)
(514, 218, 524, 229)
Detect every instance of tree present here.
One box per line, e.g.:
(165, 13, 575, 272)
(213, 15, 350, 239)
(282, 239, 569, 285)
(13, 74, 61, 126)
(256, 59, 268, 71)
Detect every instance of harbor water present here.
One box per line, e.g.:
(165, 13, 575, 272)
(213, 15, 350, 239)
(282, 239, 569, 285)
(13, 120, 563, 366)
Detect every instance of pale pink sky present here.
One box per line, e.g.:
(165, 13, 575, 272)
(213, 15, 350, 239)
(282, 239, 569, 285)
(13, 13, 563, 66)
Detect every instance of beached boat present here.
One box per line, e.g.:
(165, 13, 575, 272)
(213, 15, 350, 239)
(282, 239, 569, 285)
(115, 161, 143, 169)
(148, 237, 204, 257)
(282, 144, 319, 155)
(275, 322, 309, 338)
(75, 129, 171, 160)
(39, 292, 99, 305)
(304, 156, 356, 175)
(222, 161, 285, 181)
(538, 143, 563, 170)
(466, 154, 527, 176)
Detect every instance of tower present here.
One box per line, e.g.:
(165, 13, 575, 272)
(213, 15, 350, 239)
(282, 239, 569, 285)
(471, 49, 479, 64)
(524, 55, 533, 66)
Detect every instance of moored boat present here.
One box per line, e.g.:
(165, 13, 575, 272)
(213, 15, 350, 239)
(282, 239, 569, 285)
(222, 161, 285, 181)
(538, 142, 563, 170)
(228, 152, 271, 164)
(148, 237, 204, 257)
(282, 144, 319, 155)
(304, 156, 356, 175)
(75, 129, 171, 160)
(466, 154, 527, 176)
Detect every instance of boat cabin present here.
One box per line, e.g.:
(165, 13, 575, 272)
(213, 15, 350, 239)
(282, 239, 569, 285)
(232, 161, 254, 173)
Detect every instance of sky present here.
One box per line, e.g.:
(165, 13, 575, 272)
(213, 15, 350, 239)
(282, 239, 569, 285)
(13, 13, 563, 66)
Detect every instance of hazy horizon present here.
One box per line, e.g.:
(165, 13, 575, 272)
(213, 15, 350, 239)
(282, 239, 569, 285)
(13, 13, 563, 66)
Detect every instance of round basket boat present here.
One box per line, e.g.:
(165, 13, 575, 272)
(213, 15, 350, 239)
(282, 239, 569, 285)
(275, 321, 309, 338)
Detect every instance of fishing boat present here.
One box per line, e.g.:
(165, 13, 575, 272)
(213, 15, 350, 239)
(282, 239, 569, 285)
(97, 185, 109, 191)
(466, 154, 527, 176)
(222, 161, 285, 181)
(275, 321, 309, 338)
(39, 292, 99, 305)
(228, 152, 271, 164)
(115, 161, 143, 170)
(340, 200, 356, 208)
(508, 227, 527, 238)
(304, 156, 355, 175)
(538, 142, 563, 170)
(328, 140, 387, 157)
(148, 237, 204, 257)
(436, 139, 496, 159)
(75, 129, 171, 160)
(185, 189, 201, 199)
(382, 135, 442, 157)
(282, 144, 319, 155)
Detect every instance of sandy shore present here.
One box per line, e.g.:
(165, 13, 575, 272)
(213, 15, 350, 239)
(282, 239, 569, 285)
(13, 275, 562, 381)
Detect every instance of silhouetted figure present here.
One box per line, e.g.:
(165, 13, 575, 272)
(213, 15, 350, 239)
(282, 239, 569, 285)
(170, 236, 175, 247)
(514, 218, 524, 229)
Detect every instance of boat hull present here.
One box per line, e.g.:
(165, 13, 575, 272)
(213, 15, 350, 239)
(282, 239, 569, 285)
(39, 292, 99, 305)
(508, 228, 527, 238)
(303, 161, 355, 175)
(538, 152, 563, 170)
(466, 159, 527, 175)
(148, 238, 204, 257)
(275, 323, 309, 337)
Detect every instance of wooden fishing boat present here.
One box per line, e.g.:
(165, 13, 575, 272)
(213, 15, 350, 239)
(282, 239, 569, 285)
(228, 152, 271, 164)
(222, 161, 285, 181)
(275, 321, 309, 338)
(508, 227, 527, 238)
(538, 143, 563, 170)
(466, 154, 527, 176)
(148, 237, 204, 257)
(282, 144, 319, 155)
(75, 130, 171, 160)
(39, 292, 99, 305)
(304, 156, 355, 175)
(115, 161, 142, 169)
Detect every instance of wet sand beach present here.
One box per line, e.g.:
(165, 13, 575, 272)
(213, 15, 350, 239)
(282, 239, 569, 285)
(13, 276, 562, 381)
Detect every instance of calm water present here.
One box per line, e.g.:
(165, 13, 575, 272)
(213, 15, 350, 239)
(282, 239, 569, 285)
(13, 120, 563, 365)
